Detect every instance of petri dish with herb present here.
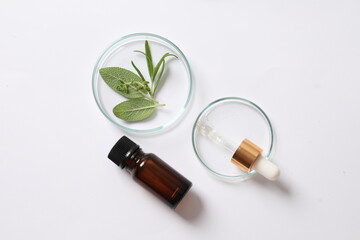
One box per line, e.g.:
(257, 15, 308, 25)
(92, 33, 192, 134)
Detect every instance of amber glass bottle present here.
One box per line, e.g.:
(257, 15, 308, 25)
(108, 136, 192, 209)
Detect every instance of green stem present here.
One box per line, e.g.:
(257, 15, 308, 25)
(121, 103, 165, 113)
(152, 103, 166, 108)
(141, 91, 158, 103)
(128, 85, 158, 103)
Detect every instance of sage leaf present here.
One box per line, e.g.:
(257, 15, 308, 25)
(153, 60, 165, 95)
(113, 99, 165, 122)
(153, 53, 177, 79)
(133, 50, 146, 55)
(101, 41, 178, 122)
(144, 40, 154, 80)
(99, 67, 147, 99)
(131, 61, 146, 83)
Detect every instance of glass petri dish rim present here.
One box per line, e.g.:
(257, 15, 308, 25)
(92, 33, 193, 134)
(191, 97, 275, 180)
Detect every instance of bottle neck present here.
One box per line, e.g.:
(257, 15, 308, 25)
(123, 148, 145, 172)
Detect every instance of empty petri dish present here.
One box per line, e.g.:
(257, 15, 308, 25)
(92, 33, 192, 134)
(192, 97, 275, 182)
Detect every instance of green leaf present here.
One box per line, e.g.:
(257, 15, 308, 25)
(113, 99, 165, 122)
(133, 50, 146, 55)
(144, 40, 154, 80)
(152, 53, 177, 80)
(99, 67, 147, 99)
(153, 60, 165, 95)
(131, 61, 146, 83)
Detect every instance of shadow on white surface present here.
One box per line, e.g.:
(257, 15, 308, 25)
(252, 174, 292, 196)
(175, 191, 203, 222)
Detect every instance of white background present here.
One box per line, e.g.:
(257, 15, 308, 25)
(1, 0, 360, 239)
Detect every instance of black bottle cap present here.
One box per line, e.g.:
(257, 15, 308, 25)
(108, 136, 139, 169)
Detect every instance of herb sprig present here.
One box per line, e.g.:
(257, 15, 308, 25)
(99, 41, 177, 122)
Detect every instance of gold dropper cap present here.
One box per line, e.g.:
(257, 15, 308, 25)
(231, 139, 262, 172)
